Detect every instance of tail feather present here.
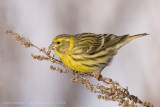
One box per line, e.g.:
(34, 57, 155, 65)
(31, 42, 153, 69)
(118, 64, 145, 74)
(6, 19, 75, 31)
(125, 33, 149, 42)
(115, 33, 149, 49)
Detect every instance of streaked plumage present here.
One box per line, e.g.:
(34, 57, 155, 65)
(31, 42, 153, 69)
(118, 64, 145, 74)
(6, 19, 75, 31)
(49, 33, 148, 75)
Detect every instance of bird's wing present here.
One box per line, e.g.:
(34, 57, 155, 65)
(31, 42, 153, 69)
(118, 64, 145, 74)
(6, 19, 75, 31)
(103, 34, 128, 49)
(72, 33, 128, 55)
(71, 33, 102, 54)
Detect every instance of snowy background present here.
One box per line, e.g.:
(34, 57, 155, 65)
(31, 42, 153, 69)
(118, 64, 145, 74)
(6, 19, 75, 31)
(0, 0, 160, 107)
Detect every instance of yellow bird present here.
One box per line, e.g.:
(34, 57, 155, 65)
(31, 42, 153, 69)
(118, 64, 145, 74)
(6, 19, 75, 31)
(49, 33, 148, 79)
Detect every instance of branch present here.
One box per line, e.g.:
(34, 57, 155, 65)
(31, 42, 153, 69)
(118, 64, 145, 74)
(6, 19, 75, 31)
(6, 30, 153, 107)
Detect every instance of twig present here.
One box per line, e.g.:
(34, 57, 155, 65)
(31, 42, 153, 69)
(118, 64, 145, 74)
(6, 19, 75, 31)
(6, 30, 153, 107)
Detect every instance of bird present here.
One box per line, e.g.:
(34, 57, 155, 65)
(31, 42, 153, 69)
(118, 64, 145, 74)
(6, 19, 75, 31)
(49, 33, 148, 79)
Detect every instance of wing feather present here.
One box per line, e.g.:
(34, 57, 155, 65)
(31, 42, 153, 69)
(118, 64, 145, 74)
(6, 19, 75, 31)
(72, 33, 128, 55)
(72, 33, 102, 54)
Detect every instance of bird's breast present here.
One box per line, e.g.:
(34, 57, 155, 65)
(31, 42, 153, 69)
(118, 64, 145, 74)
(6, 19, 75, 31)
(55, 50, 100, 72)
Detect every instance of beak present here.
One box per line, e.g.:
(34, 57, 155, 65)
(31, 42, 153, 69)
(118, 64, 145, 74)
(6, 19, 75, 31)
(49, 44, 55, 50)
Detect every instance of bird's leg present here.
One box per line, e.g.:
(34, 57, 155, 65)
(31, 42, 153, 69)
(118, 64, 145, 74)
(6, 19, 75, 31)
(94, 67, 105, 80)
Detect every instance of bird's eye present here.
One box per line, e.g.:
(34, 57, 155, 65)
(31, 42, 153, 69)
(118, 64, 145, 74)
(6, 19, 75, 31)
(56, 41, 61, 44)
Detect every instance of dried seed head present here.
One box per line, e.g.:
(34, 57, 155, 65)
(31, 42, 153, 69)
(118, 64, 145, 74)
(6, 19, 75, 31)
(7, 30, 153, 107)
(97, 95, 102, 99)
(50, 65, 56, 70)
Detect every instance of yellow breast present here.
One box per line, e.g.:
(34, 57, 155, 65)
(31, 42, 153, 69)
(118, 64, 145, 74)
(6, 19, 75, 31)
(54, 50, 99, 72)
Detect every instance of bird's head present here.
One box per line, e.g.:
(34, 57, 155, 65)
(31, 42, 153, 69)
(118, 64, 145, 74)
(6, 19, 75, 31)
(49, 34, 75, 53)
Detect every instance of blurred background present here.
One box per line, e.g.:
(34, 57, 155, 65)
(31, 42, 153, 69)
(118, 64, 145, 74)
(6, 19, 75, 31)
(0, 0, 160, 107)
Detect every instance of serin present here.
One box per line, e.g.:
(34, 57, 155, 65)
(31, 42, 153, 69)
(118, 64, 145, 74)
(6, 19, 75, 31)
(49, 33, 148, 79)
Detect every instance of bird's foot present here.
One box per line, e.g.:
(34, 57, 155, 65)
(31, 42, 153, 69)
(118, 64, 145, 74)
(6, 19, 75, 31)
(93, 72, 102, 80)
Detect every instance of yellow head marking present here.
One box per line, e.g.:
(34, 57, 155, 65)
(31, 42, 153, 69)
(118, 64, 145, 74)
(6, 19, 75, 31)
(52, 34, 75, 53)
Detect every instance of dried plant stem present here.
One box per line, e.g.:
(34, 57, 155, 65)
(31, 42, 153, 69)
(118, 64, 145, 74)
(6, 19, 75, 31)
(6, 30, 153, 107)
